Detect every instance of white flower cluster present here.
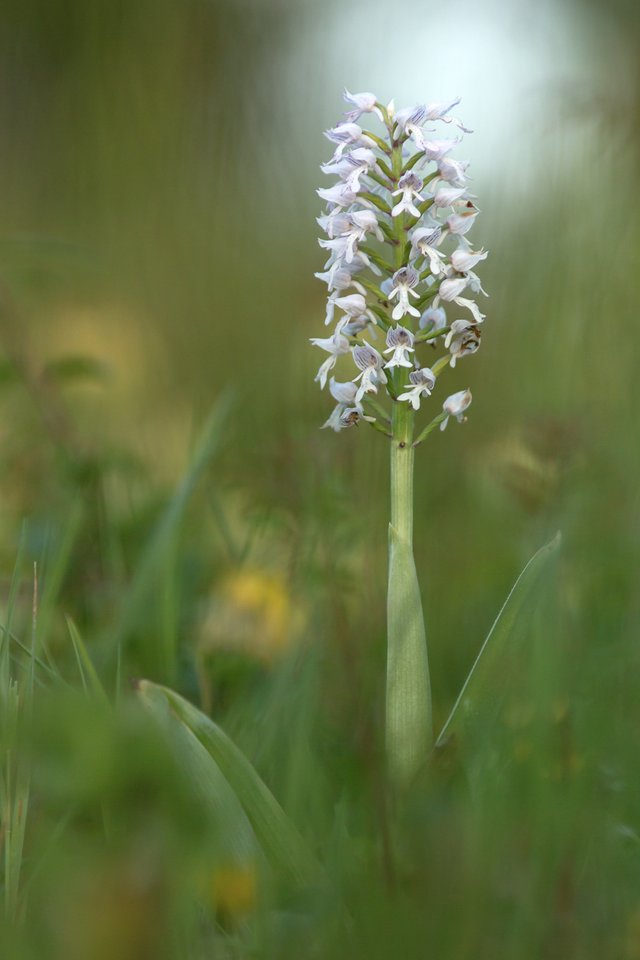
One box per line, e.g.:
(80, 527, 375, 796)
(311, 91, 487, 435)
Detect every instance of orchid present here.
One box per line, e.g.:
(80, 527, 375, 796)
(440, 388, 473, 429)
(311, 92, 488, 786)
(322, 377, 374, 431)
(431, 186, 470, 208)
(384, 326, 416, 369)
(310, 324, 350, 388)
(391, 172, 425, 218)
(419, 305, 447, 335)
(397, 367, 436, 409)
(411, 227, 447, 275)
(450, 245, 489, 273)
(389, 267, 421, 320)
(437, 156, 470, 186)
(324, 121, 376, 160)
(343, 89, 384, 122)
(447, 205, 479, 236)
(445, 319, 482, 367)
(352, 341, 388, 402)
(313, 90, 487, 434)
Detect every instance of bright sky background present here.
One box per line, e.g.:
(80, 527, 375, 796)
(280, 0, 631, 195)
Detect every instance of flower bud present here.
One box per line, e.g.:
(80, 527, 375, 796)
(440, 389, 472, 430)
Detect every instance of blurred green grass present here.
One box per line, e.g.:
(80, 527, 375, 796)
(1, 0, 639, 957)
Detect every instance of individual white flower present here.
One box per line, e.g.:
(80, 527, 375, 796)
(418, 137, 460, 162)
(444, 319, 481, 367)
(422, 99, 472, 132)
(320, 270, 366, 324)
(447, 205, 479, 236)
(352, 341, 387, 402)
(410, 226, 446, 276)
(321, 147, 378, 192)
(389, 266, 421, 320)
(391, 172, 424, 218)
(393, 105, 427, 131)
(431, 186, 469, 208)
(341, 315, 374, 337)
(329, 377, 358, 404)
(316, 265, 366, 324)
(310, 325, 350, 388)
(437, 157, 470, 187)
(438, 276, 470, 302)
(396, 98, 471, 148)
(343, 89, 383, 122)
(352, 249, 382, 276)
(319, 237, 378, 273)
(393, 106, 438, 154)
(434, 274, 486, 325)
(450, 245, 488, 273)
(332, 293, 375, 325)
(466, 270, 489, 297)
(335, 208, 385, 262)
(322, 378, 374, 431)
(318, 235, 352, 262)
(383, 325, 415, 369)
(324, 122, 375, 159)
(334, 407, 369, 431)
(317, 183, 359, 210)
(315, 263, 364, 292)
(419, 305, 447, 335)
(397, 367, 436, 410)
(349, 208, 384, 240)
(320, 247, 382, 277)
(316, 211, 352, 239)
(451, 296, 486, 325)
(315, 264, 363, 292)
(396, 99, 471, 130)
(440, 389, 472, 430)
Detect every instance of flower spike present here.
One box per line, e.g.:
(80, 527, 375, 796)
(312, 91, 487, 439)
(312, 92, 489, 791)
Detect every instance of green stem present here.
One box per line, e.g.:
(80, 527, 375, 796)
(391, 142, 405, 272)
(359, 192, 391, 215)
(415, 325, 450, 343)
(368, 170, 393, 192)
(390, 402, 414, 545)
(386, 401, 432, 788)
(413, 411, 447, 446)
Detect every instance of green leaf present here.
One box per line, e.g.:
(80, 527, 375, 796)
(436, 532, 562, 748)
(386, 523, 432, 789)
(138, 683, 255, 865)
(137, 681, 320, 887)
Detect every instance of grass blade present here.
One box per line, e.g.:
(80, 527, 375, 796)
(436, 532, 562, 747)
(138, 684, 256, 866)
(137, 681, 320, 887)
(66, 617, 109, 707)
(108, 392, 233, 678)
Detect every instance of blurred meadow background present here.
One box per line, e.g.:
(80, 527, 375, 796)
(0, 0, 639, 957)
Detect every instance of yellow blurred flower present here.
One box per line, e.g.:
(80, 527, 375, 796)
(211, 862, 258, 918)
(199, 569, 304, 665)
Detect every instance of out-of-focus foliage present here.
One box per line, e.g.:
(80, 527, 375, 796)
(0, 0, 639, 957)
